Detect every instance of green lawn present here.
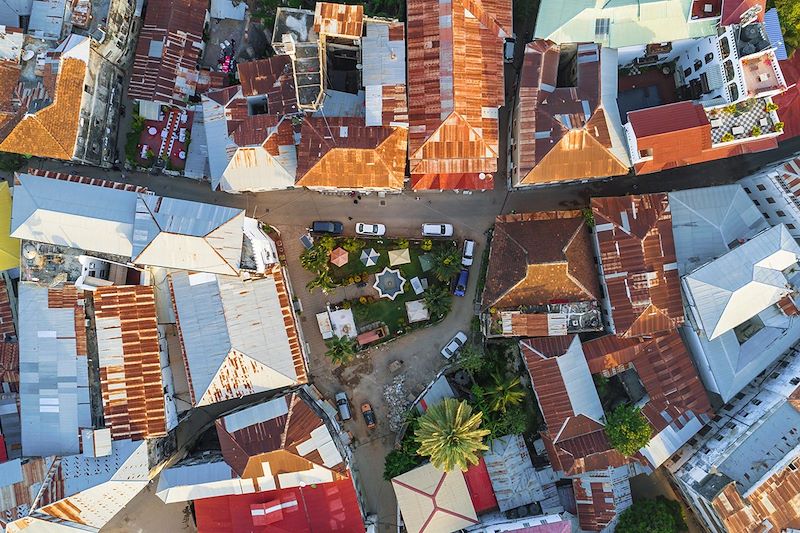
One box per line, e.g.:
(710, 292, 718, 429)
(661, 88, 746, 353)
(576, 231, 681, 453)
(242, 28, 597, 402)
(331, 238, 455, 336)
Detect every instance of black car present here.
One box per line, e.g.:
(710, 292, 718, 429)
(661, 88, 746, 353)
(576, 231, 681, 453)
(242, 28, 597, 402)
(311, 220, 344, 235)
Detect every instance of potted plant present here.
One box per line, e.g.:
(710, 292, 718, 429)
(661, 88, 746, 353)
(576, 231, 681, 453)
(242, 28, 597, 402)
(721, 132, 735, 143)
(751, 126, 762, 137)
(774, 122, 785, 133)
(765, 102, 779, 112)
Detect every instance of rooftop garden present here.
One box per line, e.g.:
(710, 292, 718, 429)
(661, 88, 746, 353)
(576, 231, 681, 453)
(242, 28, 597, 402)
(707, 98, 783, 145)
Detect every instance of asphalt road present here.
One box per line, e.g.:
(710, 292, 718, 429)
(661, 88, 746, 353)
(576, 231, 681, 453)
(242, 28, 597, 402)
(27, 136, 800, 532)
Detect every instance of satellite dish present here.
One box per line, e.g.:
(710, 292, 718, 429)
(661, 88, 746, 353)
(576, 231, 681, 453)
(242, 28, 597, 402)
(21, 49, 35, 61)
(478, 172, 486, 180)
(22, 243, 37, 260)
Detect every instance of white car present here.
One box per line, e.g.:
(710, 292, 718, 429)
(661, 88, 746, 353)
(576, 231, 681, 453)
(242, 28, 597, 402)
(422, 223, 454, 237)
(441, 331, 468, 359)
(461, 239, 476, 267)
(355, 222, 386, 236)
(335, 392, 351, 420)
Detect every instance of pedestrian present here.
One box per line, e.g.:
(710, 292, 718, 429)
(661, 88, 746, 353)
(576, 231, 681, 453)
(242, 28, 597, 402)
(354, 199, 358, 204)
(348, 216, 353, 220)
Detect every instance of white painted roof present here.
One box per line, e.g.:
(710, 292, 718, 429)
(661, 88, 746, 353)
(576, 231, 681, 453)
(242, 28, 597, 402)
(683, 225, 800, 339)
(557, 336, 605, 423)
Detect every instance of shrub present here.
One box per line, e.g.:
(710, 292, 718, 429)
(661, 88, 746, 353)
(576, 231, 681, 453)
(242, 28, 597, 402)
(605, 404, 652, 456)
(342, 237, 366, 253)
(394, 238, 409, 249)
(581, 208, 595, 228)
(616, 497, 687, 533)
(765, 102, 779, 112)
(723, 104, 737, 114)
(751, 126, 762, 137)
(775, 121, 785, 132)
(721, 132, 735, 143)
(317, 235, 336, 251)
(359, 296, 367, 305)
(421, 238, 433, 251)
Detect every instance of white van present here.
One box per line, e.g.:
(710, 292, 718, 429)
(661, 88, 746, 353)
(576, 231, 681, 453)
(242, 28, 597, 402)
(422, 223, 454, 237)
(461, 239, 476, 266)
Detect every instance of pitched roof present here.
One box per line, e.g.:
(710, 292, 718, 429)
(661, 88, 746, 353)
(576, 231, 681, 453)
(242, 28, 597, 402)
(582, 333, 712, 468)
(0, 276, 16, 338)
(0, 39, 88, 160)
(721, 0, 765, 26)
(407, 0, 509, 190)
(216, 393, 347, 489)
(0, 341, 18, 391)
(362, 20, 407, 127)
(629, 101, 779, 174)
(18, 283, 89, 457)
(128, 0, 206, 105)
(772, 52, 800, 140)
(572, 466, 632, 531)
(236, 56, 298, 113)
(94, 285, 167, 441)
(534, 0, 718, 48)
(668, 185, 769, 275)
(170, 268, 307, 407)
(515, 41, 629, 186)
(592, 194, 685, 337)
(683, 224, 800, 339)
(483, 434, 543, 512)
(520, 336, 628, 476)
(194, 479, 365, 533)
(295, 117, 407, 190)
(392, 463, 479, 533)
(482, 211, 599, 309)
(131, 195, 244, 276)
(31, 439, 151, 529)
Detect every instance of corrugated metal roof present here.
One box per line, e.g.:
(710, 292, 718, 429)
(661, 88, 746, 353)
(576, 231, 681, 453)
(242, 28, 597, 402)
(155, 456, 252, 504)
(128, 0, 206, 106)
(94, 285, 167, 441)
(629, 101, 710, 139)
(764, 9, 788, 61)
(592, 194, 685, 338)
(573, 465, 632, 531)
(407, 0, 508, 189)
(170, 269, 307, 407)
(484, 434, 544, 512)
(670, 185, 769, 274)
(0, 277, 16, 338)
(0, 456, 49, 530)
(18, 283, 90, 457)
(11, 173, 138, 257)
(313, 2, 363, 38)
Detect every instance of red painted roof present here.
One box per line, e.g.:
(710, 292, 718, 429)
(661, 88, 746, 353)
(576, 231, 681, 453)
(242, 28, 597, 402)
(194, 479, 365, 533)
(463, 457, 498, 514)
(0, 435, 7, 462)
(773, 53, 800, 140)
(628, 101, 709, 139)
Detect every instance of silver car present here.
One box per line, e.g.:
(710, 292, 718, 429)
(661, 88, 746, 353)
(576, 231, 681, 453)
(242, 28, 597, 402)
(335, 391, 352, 420)
(441, 331, 468, 359)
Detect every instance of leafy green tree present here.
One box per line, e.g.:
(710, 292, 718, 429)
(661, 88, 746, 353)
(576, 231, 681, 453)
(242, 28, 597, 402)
(485, 373, 526, 413)
(306, 271, 337, 294)
(430, 247, 462, 282)
(458, 345, 488, 376)
(423, 285, 453, 318)
(616, 497, 687, 533)
(300, 246, 327, 273)
(469, 383, 527, 441)
(0, 152, 29, 172)
(341, 237, 366, 253)
(605, 404, 653, 456)
(415, 398, 489, 472)
(324, 335, 357, 365)
(383, 448, 421, 479)
(774, 0, 800, 54)
(317, 235, 336, 251)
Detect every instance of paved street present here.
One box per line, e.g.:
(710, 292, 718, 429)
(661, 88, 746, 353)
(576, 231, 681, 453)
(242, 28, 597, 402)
(25, 135, 800, 532)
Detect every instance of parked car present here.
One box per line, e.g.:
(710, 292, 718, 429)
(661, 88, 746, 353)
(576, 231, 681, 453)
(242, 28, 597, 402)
(461, 239, 476, 266)
(422, 223, 454, 237)
(361, 403, 377, 429)
(335, 392, 351, 420)
(504, 38, 515, 63)
(441, 331, 468, 359)
(311, 221, 344, 235)
(453, 269, 469, 297)
(355, 222, 386, 236)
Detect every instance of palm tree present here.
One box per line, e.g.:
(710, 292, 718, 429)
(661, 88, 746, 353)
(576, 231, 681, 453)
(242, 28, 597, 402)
(484, 373, 526, 413)
(300, 246, 327, 273)
(415, 398, 489, 472)
(325, 335, 357, 365)
(423, 285, 453, 318)
(306, 271, 337, 294)
(430, 247, 462, 282)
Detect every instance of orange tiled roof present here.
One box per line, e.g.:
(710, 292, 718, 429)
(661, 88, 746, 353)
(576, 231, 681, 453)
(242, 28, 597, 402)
(94, 285, 167, 441)
(296, 117, 407, 190)
(407, 0, 509, 189)
(0, 58, 86, 160)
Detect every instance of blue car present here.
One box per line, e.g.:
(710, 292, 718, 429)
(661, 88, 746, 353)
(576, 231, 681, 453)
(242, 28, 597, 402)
(453, 269, 469, 297)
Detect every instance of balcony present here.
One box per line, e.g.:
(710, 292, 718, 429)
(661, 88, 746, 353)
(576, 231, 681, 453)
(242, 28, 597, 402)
(741, 51, 786, 97)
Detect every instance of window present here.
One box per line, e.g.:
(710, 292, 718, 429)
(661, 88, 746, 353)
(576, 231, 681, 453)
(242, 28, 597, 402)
(744, 187, 752, 193)
(694, 59, 703, 72)
(790, 462, 798, 471)
(788, 224, 796, 230)
(720, 37, 730, 58)
(728, 83, 739, 101)
(684, 67, 692, 77)
(705, 52, 714, 64)
(767, 197, 776, 204)
(752, 399, 762, 405)
(754, 200, 760, 206)
(764, 213, 770, 219)
(791, 377, 800, 386)
(595, 18, 610, 37)
(757, 184, 767, 191)
(777, 210, 786, 217)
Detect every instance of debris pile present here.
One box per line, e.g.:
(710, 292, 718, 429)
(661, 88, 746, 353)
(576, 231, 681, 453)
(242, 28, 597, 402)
(383, 375, 411, 433)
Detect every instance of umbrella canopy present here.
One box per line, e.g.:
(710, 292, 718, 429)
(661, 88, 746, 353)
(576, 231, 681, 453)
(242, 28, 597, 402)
(373, 267, 407, 301)
(330, 247, 349, 267)
(361, 248, 380, 267)
(388, 248, 411, 266)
